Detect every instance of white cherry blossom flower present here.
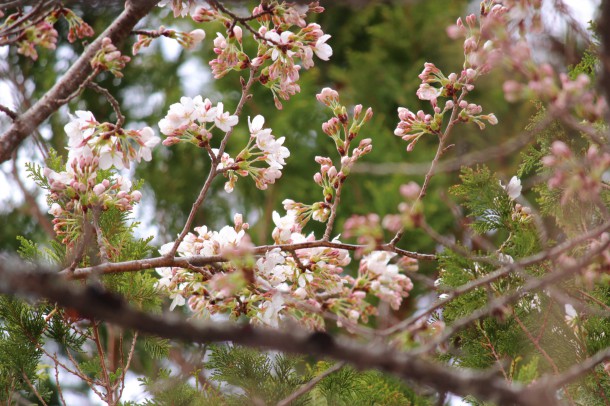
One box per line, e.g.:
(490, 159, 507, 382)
(137, 126, 160, 161)
(258, 294, 285, 327)
(214, 102, 238, 132)
(169, 292, 186, 311)
(98, 145, 125, 170)
(506, 176, 522, 200)
(313, 34, 332, 60)
(48, 203, 62, 217)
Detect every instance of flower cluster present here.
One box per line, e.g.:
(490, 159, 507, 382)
(447, 2, 607, 122)
(543, 141, 610, 205)
(159, 96, 238, 147)
(154, 85, 416, 331)
(65, 111, 160, 170)
(503, 70, 607, 122)
(2, 6, 93, 60)
(13, 20, 58, 60)
(220, 115, 290, 192)
(43, 111, 159, 244)
(394, 61, 497, 152)
(91, 37, 131, 78)
(158, 0, 206, 18)
(205, 2, 329, 108)
(359, 251, 414, 310)
(52, 8, 95, 43)
(156, 208, 417, 330)
(132, 27, 206, 55)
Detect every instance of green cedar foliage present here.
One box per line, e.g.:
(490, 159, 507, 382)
(436, 43, 610, 402)
(2, 149, 162, 403)
(136, 345, 431, 406)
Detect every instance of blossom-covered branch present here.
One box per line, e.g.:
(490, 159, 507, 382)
(0, 0, 160, 164)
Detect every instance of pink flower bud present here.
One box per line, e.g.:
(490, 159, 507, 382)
(316, 87, 339, 106)
(232, 26, 242, 43)
(353, 104, 362, 119)
(93, 183, 106, 196)
(400, 181, 421, 199)
(465, 14, 477, 27)
(131, 190, 142, 202)
(313, 172, 323, 185)
(251, 56, 264, 67)
(551, 141, 571, 158)
(190, 29, 206, 45)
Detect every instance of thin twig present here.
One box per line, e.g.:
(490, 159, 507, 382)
(323, 179, 343, 241)
(21, 371, 48, 406)
(513, 313, 560, 375)
(91, 206, 109, 263)
(168, 67, 258, 257)
(0, 104, 17, 120)
(86, 82, 126, 128)
(93, 321, 114, 405)
(276, 362, 345, 406)
(116, 332, 138, 399)
(390, 89, 468, 246)
(54, 361, 67, 406)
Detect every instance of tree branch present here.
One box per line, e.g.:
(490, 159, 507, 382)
(0, 0, 160, 164)
(0, 256, 557, 406)
(62, 239, 435, 280)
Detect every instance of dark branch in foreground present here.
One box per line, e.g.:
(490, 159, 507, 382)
(0, 257, 563, 406)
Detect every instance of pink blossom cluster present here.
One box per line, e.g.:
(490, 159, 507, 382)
(2, 6, 94, 60)
(447, 1, 607, 121)
(207, 2, 330, 109)
(343, 214, 384, 251)
(65, 111, 160, 170)
(503, 70, 607, 122)
(446, 3, 509, 72)
(157, 202, 416, 329)
(359, 251, 414, 310)
(394, 61, 497, 152)
(156, 207, 416, 330)
(44, 111, 159, 243)
(52, 8, 95, 43)
(155, 214, 251, 311)
(132, 27, 206, 55)
(220, 115, 290, 193)
(91, 37, 131, 78)
(159, 96, 238, 147)
(543, 141, 610, 205)
(153, 213, 340, 327)
(12, 20, 58, 60)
